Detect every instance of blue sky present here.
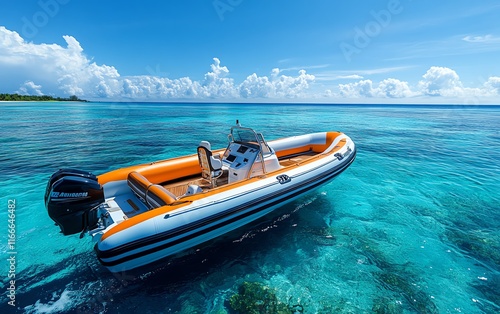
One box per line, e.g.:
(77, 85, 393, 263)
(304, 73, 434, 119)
(1, 0, 500, 103)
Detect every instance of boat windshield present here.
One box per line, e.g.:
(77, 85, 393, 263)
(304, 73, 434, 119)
(230, 126, 273, 155)
(231, 127, 259, 145)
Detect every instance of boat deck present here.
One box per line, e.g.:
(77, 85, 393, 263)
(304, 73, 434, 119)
(278, 150, 317, 167)
(161, 150, 318, 197)
(106, 150, 321, 220)
(162, 174, 229, 196)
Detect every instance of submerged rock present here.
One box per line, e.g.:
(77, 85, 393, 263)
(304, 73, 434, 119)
(229, 281, 291, 314)
(375, 272, 438, 314)
(445, 228, 500, 267)
(372, 296, 403, 314)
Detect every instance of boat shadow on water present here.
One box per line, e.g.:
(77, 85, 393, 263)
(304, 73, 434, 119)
(5, 198, 327, 313)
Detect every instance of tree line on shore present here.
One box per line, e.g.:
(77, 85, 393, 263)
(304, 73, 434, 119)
(0, 94, 86, 102)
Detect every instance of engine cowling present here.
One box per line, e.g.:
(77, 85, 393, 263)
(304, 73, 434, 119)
(45, 169, 104, 235)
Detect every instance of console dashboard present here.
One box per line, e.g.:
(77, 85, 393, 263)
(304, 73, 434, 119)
(222, 142, 259, 183)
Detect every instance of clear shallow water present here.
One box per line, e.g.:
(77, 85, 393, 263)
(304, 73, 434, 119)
(0, 102, 499, 313)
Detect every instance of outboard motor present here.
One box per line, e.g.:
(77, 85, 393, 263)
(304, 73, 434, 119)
(45, 169, 104, 235)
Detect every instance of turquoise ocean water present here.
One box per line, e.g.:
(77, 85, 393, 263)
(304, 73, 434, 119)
(0, 102, 499, 313)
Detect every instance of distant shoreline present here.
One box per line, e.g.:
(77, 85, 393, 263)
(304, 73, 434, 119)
(0, 100, 88, 102)
(0, 93, 87, 102)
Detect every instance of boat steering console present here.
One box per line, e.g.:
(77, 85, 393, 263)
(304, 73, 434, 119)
(221, 122, 281, 183)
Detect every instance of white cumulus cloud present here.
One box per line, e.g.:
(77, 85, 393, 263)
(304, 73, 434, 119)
(483, 76, 500, 96)
(17, 81, 43, 95)
(377, 78, 413, 98)
(339, 80, 375, 98)
(0, 26, 121, 98)
(238, 69, 315, 98)
(417, 66, 464, 97)
(200, 58, 237, 98)
(335, 67, 500, 101)
(338, 78, 413, 98)
(239, 73, 274, 98)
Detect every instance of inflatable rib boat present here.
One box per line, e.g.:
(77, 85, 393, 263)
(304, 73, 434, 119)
(45, 122, 356, 272)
